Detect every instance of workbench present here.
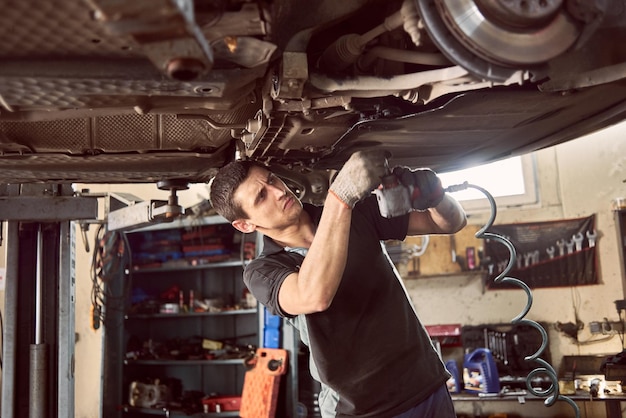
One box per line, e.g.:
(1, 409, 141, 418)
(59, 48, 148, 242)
(451, 391, 625, 418)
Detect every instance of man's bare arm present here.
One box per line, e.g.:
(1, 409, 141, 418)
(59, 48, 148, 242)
(407, 194, 467, 236)
(278, 150, 387, 316)
(278, 194, 352, 315)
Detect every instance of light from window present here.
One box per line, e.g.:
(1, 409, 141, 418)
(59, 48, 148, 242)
(438, 155, 537, 210)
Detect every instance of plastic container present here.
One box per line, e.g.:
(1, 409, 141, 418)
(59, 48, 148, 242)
(264, 328, 280, 348)
(263, 307, 281, 348)
(445, 360, 462, 393)
(463, 348, 500, 393)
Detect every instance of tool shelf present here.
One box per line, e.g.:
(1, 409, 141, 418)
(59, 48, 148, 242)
(124, 405, 239, 417)
(125, 359, 248, 366)
(125, 309, 257, 320)
(102, 214, 260, 418)
(129, 259, 248, 273)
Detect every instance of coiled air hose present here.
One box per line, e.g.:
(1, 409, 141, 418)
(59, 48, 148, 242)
(446, 182, 580, 418)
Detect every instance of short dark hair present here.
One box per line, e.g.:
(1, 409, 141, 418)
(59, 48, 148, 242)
(209, 160, 265, 222)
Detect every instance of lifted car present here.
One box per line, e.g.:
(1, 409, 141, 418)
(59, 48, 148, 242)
(0, 0, 624, 202)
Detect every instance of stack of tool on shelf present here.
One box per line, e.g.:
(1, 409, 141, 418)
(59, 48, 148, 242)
(432, 322, 554, 396)
(560, 355, 623, 397)
(128, 376, 246, 414)
(384, 237, 429, 277)
(125, 335, 255, 362)
(126, 222, 256, 269)
(460, 323, 552, 392)
(181, 223, 232, 265)
(128, 378, 178, 409)
(128, 228, 184, 269)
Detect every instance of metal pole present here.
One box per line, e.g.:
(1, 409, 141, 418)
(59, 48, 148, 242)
(2, 221, 20, 418)
(35, 225, 43, 344)
(30, 224, 48, 418)
(29, 345, 48, 418)
(58, 221, 75, 418)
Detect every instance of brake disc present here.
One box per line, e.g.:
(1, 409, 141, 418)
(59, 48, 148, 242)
(436, 0, 580, 66)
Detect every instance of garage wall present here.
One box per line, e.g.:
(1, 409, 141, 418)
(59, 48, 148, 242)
(72, 121, 623, 417)
(0, 122, 622, 417)
(72, 182, 212, 418)
(405, 120, 626, 371)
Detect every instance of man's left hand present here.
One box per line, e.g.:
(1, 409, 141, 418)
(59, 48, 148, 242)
(392, 167, 445, 210)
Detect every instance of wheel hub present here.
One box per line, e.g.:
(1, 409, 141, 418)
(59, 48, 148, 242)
(436, 0, 580, 65)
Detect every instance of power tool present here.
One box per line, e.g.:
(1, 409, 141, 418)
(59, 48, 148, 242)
(373, 166, 412, 218)
(374, 160, 468, 218)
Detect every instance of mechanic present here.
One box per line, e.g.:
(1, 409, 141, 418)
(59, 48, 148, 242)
(209, 150, 467, 417)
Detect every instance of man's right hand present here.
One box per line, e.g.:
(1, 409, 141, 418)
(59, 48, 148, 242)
(329, 150, 387, 208)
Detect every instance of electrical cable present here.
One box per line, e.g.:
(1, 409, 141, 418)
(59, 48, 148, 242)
(90, 223, 133, 329)
(575, 335, 615, 346)
(446, 181, 581, 418)
(90, 224, 105, 329)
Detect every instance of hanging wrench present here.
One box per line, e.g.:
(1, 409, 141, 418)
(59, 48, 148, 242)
(531, 250, 540, 264)
(524, 252, 533, 267)
(572, 233, 584, 252)
(556, 239, 566, 257)
(586, 230, 597, 247)
(565, 238, 575, 255)
(546, 246, 555, 259)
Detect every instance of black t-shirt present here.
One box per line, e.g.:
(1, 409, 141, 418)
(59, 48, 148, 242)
(243, 196, 449, 417)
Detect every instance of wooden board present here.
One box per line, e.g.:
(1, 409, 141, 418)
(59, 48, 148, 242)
(404, 225, 483, 277)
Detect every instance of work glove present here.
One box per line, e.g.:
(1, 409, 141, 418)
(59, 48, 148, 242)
(392, 166, 444, 211)
(329, 150, 387, 208)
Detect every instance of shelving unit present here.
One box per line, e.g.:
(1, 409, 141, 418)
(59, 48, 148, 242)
(103, 215, 259, 418)
(123, 405, 240, 418)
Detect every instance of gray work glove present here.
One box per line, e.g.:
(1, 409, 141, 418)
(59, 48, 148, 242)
(392, 166, 445, 210)
(329, 150, 387, 208)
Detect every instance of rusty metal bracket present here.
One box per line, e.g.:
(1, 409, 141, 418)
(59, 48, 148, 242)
(86, 0, 214, 80)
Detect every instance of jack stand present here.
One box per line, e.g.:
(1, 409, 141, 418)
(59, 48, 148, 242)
(240, 348, 289, 418)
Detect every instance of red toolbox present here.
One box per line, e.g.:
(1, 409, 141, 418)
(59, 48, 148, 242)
(202, 395, 241, 413)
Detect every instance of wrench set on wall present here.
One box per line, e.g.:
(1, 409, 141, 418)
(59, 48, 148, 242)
(547, 230, 597, 258)
(483, 215, 597, 289)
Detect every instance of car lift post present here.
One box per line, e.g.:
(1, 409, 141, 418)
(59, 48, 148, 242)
(0, 184, 98, 418)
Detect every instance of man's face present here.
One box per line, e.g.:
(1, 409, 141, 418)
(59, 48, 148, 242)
(232, 165, 303, 231)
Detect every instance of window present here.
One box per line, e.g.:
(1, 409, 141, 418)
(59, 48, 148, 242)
(438, 154, 537, 211)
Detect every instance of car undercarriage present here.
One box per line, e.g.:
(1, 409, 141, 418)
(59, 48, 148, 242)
(0, 0, 624, 202)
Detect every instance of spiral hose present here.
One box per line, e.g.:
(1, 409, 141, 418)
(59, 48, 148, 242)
(445, 182, 580, 417)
